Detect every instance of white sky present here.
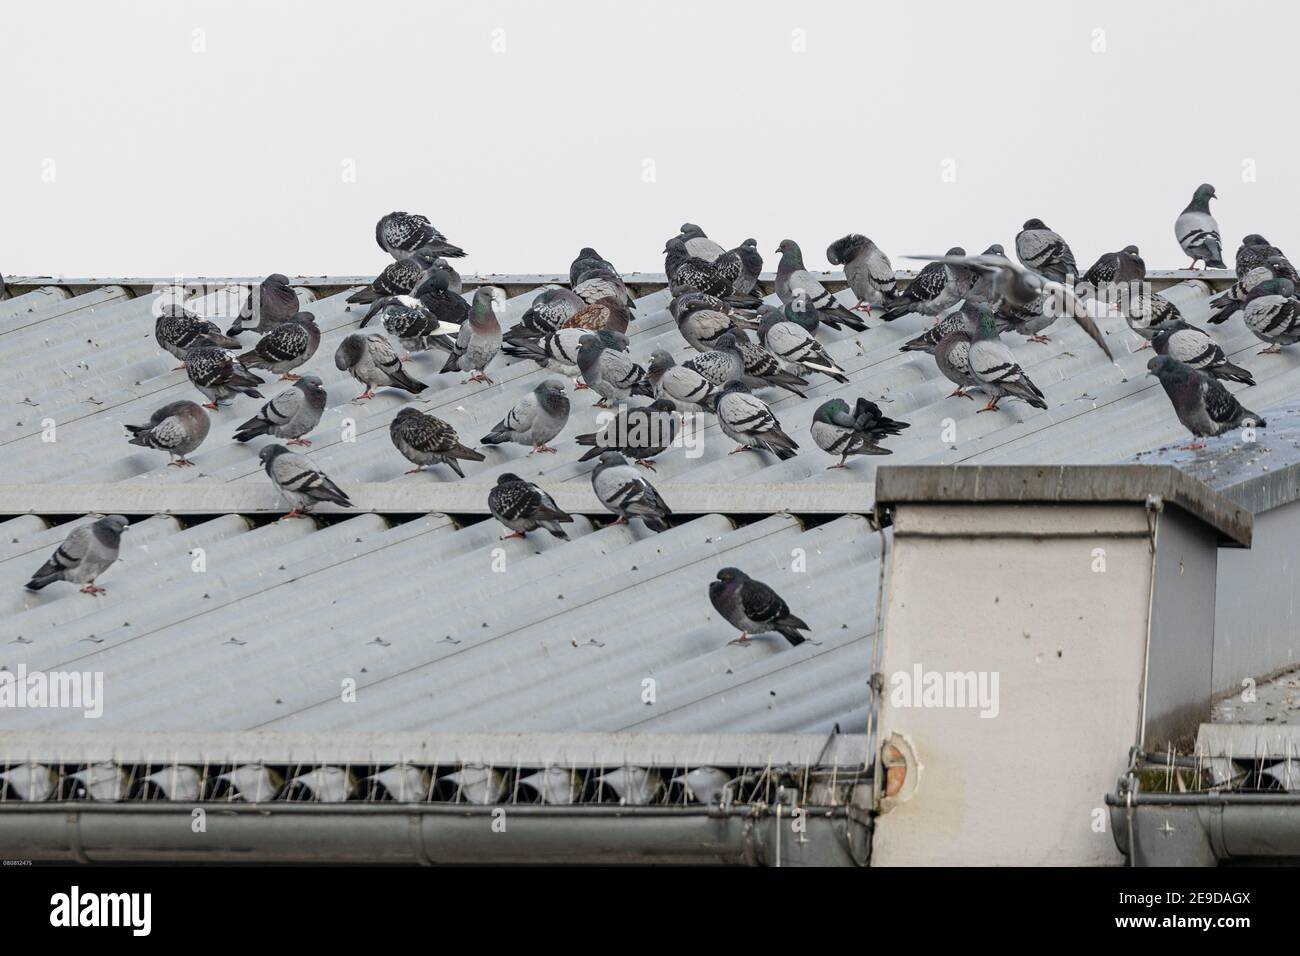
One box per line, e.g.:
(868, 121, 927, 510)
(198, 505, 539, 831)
(2, 0, 1294, 278)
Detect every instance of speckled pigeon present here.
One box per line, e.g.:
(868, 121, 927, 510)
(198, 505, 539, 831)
(375, 211, 466, 260)
(481, 378, 570, 453)
(125, 400, 210, 466)
(360, 295, 459, 357)
(879, 247, 971, 323)
(898, 307, 978, 354)
(1240, 278, 1300, 353)
(577, 331, 651, 406)
(709, 567, 809, 646)
(346, 250, 440, 305)
(576, 399, 679, 469)
(155, 307, 241, 366)
(665, 238, 761, 308)
(185, 336, 265, 408)
(1235, 235, 1286, 279)
(672, 293, 756, 352)
(562, 297, 634, 333)
(234, 375, 327, 446)
(591, 451, 673, 532)
(682, 332, 746, 386)
(1124, 290, 1182, 345)
(569, 248, 617, 287)
(235, 312, 320, 380)
(26, 515, 129, 595)
(1174, 184, 1227, 269)
(1077, 245, 1146, 293)
(489, 474, 574, 540)
(258, 444, 353, 517)
(390, 406, 485, 477)
(1147, 355, 1265, 449)
(726, 238, 764, 295)
(810, 397, 909, 467)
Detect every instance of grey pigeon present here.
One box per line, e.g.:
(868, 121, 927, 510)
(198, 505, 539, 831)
(967, 308, 1047, 412)
(674, 223, 726, 262)
(1235, 235, 1286, 278)
(1241, 278, 1300, 353)
(375, 211, 466, 260)
(573, 270, 638, 311)
(664, 238, 761, 308)
(1209, 256, 1298, 324)
(390, 406, 485, 478)
(234, 375, 327, 446)
(480, 378, 570, 453)
(577, 331, 651, 407)
(774, 239, 867, 331)
(125, 400, 210, 466)
(501, 326, 589, 377)
(227, 274, 302, 335)
(1147, 355, 1265, 449)
(709, 567, 809, 646)
(360, 295, 460, 357)
(506, 286, 585, 340)
(488, 474, 574, 540)
(346, 250, 440, 305)
(235, 312, 320, 380)
(935, 329, 981, 399)
(810, 397, 909, 468)
(757, 300, 850, 383)
(26, 515, 129, 595)
(1174, 184, 1227, 269)
(714, 380, 799, 459)
(879, 247, 972, 323)
(1077, 244, 1146, 295)
(576, 399, 679, 469)
(569, 248, 618, 287)
(1151, 321, 1254, 385)
(672, 293, 756, 352)
(561, 296, 634, 333)
(827, 233, 896, 314)
(258, 444, 354, 517)
(155, 306, 240, 365)
(1124, 290, 1182, 345)
(682, 332, 746, 386)
(441, 286, 504, 383)
(334, 332, 427, 400)
(185, 336, 265, 408)
(1014, 219, 1077, 283)
(726, 328, 811, 397)
(726, 238, 764, 294)
(646, 349, 719, 413)
(590, 451, 673, 532)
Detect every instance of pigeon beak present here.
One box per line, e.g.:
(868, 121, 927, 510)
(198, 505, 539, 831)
(224, 323, 243, 337)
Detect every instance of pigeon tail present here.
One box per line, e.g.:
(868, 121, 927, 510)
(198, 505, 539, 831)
(1213, 362, 1256, 387)
(389, 369, 428, 394)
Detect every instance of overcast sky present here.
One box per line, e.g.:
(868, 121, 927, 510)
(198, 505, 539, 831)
(2, 0, 1294, 279)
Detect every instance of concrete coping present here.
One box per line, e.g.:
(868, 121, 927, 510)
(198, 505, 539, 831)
(873, 464, 1253, 548)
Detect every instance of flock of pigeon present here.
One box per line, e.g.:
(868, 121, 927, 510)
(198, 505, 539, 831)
(20, 188, 1300, 647)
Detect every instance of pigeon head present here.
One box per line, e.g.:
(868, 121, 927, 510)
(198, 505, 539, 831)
(472, 285, 506, 316)
(1146, 355, 1189, 381)
(663, 236, 689, 256)
(679, 223, 707, 238)
(714, 567, 748, 587)
(1242, 235, 1270, 247)
(982, 244, 1006, 257)
(971, 305, 1000, 340)
(813, 398, 851, 424)
(577, 333, 602, 357)
(945, 246, 967, 256)
(596, 451, 629, 468)
(718, 379, 751, 397)
(258, 444, 291, 465)
(713, 332, 740, 352)
(647, 399, 677, 415)
(335, 334, 366, 370)
(393, 406, 423, 423)
(535, 378, 567, 402)
(295, 374, 325, 392)
(97, 515, 130, 536)
(1194, 183, 1217, 202)
(498, 473, 524, 485)
(826, 234, 868, 265)
(411, 269, 451, 298)
(647, 349, 675, 376)
(775, 239, 803, 260)
(1249, 277, 1297, 300)
(577, 247, 601, 259)
(1121, 245, 1140, 255)
(595, 329, 627, 350)
(266, 273, 291, 287)
(289, 311, 317, 326)
(741, 238, 759, 250)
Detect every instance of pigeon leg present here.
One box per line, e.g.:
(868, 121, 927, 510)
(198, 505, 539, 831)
(529, 444, 558, 454)
(947, 387, 975, 399)
(286, 438, 312, 447)
(167, 458, 196, 467)
(610, 516, 629, 526)
(279, 372, 302, 382)
(1184, 441, 1207, 451)
(464, 371, 494, 385)
(1259, 345, 1283, 355)
(976, 399, 1001, 414)
(500, 531, 527, 540)
(593, 399, 610, 408)
(80, 584, 107, 595)
(280, 509, 308, 520)
(353, 390, 375, 401)
(202, 402, 220, 410)
(574, 381, 589, 390)
(634, 458, 657, 470)
(852, 301, 873, 314)
(1135, 341, 1152, 351)
(729, 445, 753, 454)
(403, 467, 425, 475)
(1028, 335, 1052, 345)
(172, 363, 188, 371)
(727, 633, 752, 646)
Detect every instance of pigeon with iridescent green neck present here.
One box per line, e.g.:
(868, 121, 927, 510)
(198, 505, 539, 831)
(967, 308, 1047, 413)
(774, 239, 867, 331)
(1147, 355, 1264, 450)
(441, 286, 504, 383)
(1174, 184, 1227, 270)
(810, 397, 909, 467)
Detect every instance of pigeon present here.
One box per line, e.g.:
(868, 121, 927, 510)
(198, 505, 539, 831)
(1235, 235, 1287, 278)
(359, 296, 460, 357)
(500, 326, 590, 377)
(562, 296, 634, 334)
(879, 247, 971, 323)
(375, 211, 466, 260)
(233, 375, 327, 446)
(646, 349, 719, 413)
(1124, 290, 1182, 345)
(934, 329, 981, 399)
(726, 238, 764, 294)
(155, 307, 241, 366)
(334, 332, 427, 400)
(674, 223, 726, 262)
(665, 238, 761, 307)
(346, 250, 440, 305)
(1147, 355, 1265, 449)
(1151, 321, 1255, 385)
(488, 474, 574, 540)
(576, 399, 679, 468)
(725, 328, 811, 397)
(898, 307, 977, 354)
(185, 336, 265, 408)
(672, 293, 756, 352)
(757, 299, 850, 383)
(827, 233, 896, 314)
(714, 380, 799, 459)
(1014, 219, 1077, 284)
(810, 397, 909, 467)
(258, 444, 354, 518)
(227, 274, 302, 335)
(507, 286, 586, 339)
(569, 248, 618, 287)
(573, 269, 638, 311)
(577, 331, 651, 406)
(480, 378, 570, 453)
(125, 400, 211, 466)
(1076, 245, 1146, 295)
(682, 332, 746, 386)
(441, 286, 504, 383)
(774, 239, 868, 331)
(1174, 184, 1227, 269)
(709, 567, 809, 646)
(1209, 257, 1296, 324)
(389, 406, 485, 477)
(967, 308, 1048, 413)
(1240, 278, 1300, 353)
(25, 515, 129, 595)
(408, 268, 471, 322)
(590, 451, 673, 532)
(234, 312, 320, 381)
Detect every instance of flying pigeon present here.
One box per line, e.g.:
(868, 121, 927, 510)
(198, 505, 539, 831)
(346, 250, 440, 305)
(714, 380, 799, 459)
(962, 245, 1012, 307)
(810, 397, 910, 467)
(233, 375, 327, 446)
(682, 332, 746, 386)
(389, 406, 485, 477)
(375, 211, 466, 260)
(1014, 219, 1078, 284)
(576, 399, 679, 468)
(185, 336, 265, 408)
(258, 444, 354, 518)
(879, 247, 972, 323)
(562, 296, 634, 334)
(967, 308, 1047, 413)
(1174, 184, 1227, 269)
(124, 400, 211, 466)
(154, 306, 241, 366)
(577, 331, 651, 407)
(360, 295, 460, 357)
(25, 515, 129, 595)
(725, 328, 811, 397)
(235, 312, 320, 381)
(228, 274, 302, 335)
(1240, 278, 1300, 353)
(488, 474, 574, 540)
(774, 239, 868, 331)
(1077, 245, 1146, 295)
(674, 223, 726, 262)
(334, 333, 427, 400)
(827, 233, 896, 313)
(590, 451, 673, 532)
(1151, 321, 1255, 385)
(672, 293, 756, 352)
(934, 328, 981, 399)
(441, 286, 504, 383)
(480, 378, 570, 453)
(1147, 355, 1265, 449)
(709, 567, 809, 646)
(1235, 235, 1287, 278)
(646, 349, 719, 413)
(757, 298, 850, 383)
